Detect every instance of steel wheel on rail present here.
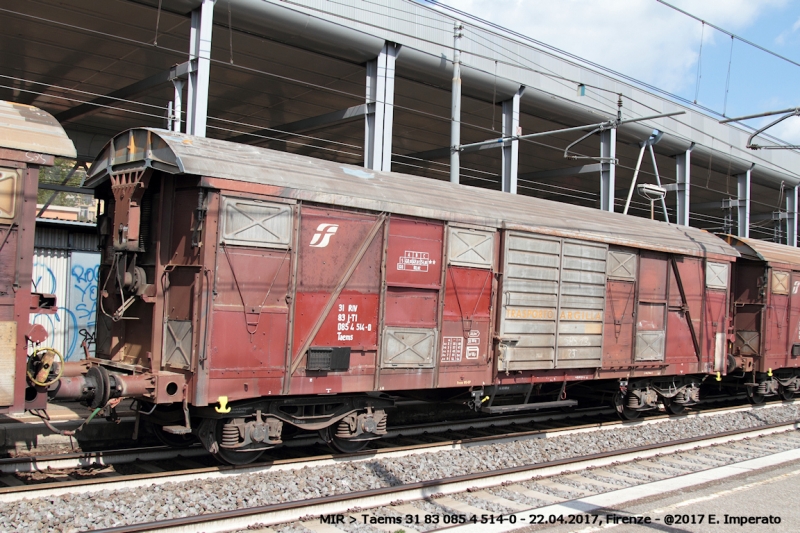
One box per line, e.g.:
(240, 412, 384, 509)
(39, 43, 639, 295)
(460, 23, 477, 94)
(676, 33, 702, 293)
(664, 398, 686, 416)
(613, 391, 641, 420)
(747, 389, 766, 405)
(322, 426, 370, 453)
(779, 385, 795, 402)
(213, 419, 266, 465)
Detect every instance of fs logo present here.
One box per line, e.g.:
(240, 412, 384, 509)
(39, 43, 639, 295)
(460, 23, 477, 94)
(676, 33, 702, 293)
(309, 223, 339, 247)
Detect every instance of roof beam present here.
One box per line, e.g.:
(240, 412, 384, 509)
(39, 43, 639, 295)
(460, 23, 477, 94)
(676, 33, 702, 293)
(226, 104, 368, 145)
(55, 62, 193, 124)
(402, 141, 505, 162)
(518, 163, 602, 181)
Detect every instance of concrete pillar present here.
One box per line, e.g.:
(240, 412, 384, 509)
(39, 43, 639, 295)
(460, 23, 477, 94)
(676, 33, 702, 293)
(675, 145, 693, 226)
(186, 0, 216, 137)
(787, 185, 798, 246)
(365, 42, 398, 172)
(172, 79, 185, 133)
(501, 86, 525, 194)
(600, 129, 616, 212)
(737, 169, 751, 238)
(450, 22, 462, 184)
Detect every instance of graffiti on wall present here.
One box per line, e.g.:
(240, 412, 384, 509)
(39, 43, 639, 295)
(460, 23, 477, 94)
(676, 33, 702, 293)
(31, 251, 100, 362)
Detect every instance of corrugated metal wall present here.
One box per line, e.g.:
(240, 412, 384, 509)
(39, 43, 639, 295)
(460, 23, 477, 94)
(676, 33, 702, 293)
(30, 224, 100, 362)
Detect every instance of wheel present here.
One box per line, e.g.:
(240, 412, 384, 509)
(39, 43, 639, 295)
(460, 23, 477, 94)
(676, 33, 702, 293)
(747, 389, 766, 405)
(664, 399, 686, 415)
(151, 423, 197, 448)
(213, 419, 266, 466)
(779, 385, 795, 402)
(323, 426, 369, 453)
(613, 391, 641, 420)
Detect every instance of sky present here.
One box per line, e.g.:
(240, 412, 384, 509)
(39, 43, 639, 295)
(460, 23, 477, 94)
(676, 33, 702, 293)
(433, 0, 800, 144)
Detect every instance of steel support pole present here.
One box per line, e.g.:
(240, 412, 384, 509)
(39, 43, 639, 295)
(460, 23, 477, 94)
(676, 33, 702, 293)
(172, 79, 185, 133)
(501, 86, 525, 193)
(737, 169, 751, 238)
(450, 23, 463, 184)
(186, 0, 216, 137)
(675, 145, 693, 226)
(600, 129, 616, 212)
(365, 42, 398, 172)
(787, 185, 798, 246)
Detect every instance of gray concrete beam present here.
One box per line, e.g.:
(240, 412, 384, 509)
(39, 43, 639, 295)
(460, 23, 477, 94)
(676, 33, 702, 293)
(787, 186, 798, 246)
(365, 42, 398, 172)
(228, 104, 368, 144)
(186, 0, 216, 137)
(675, 145, 693, 227)
(737, 169, 751, 238)
(501, 86, 524, 193)
(600, 128, 616, 212)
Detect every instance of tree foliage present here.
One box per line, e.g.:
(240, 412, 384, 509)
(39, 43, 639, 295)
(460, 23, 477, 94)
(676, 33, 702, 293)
(37, 158, 90, 207)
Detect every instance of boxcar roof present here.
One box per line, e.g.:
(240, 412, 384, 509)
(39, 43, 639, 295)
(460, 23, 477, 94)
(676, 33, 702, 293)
(0, 101, 76, 158)
(724, 235, 800, 267)
(87, 128, 737, 260)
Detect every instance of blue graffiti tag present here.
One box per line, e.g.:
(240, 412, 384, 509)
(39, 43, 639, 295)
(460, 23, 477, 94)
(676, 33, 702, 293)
(71, 264, 99, 321)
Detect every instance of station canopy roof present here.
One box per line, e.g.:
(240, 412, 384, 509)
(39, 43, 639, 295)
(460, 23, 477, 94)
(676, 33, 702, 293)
(2, 0, 800, 241)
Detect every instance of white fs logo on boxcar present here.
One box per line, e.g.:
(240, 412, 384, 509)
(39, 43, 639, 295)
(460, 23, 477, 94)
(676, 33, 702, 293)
(309, 223, 339, 247)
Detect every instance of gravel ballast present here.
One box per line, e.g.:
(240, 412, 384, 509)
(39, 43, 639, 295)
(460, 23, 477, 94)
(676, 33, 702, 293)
(2, 404, 799, 532)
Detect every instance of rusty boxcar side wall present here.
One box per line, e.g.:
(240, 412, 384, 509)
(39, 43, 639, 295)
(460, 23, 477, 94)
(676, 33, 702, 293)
(0, 158, 42, 413)
(601, 249, 732, 378)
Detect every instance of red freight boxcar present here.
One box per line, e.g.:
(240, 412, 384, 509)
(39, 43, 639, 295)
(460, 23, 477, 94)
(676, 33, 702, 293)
(0, 101, 76, 415)
(725, 236, 800, 402)
(46, 128, 741, 463)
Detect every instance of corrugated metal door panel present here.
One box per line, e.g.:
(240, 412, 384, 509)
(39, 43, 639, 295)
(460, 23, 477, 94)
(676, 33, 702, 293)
(499, 233, 607, 370)
(499, 232, 560, 370)
(30, 248, 70, 360)
(555, 239, 607, 368)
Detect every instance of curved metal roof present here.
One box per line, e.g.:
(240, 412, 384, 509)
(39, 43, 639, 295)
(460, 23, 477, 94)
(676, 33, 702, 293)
(88, 128, 738, 260)
(724, 235, 800, 267)
(0, 101, 76, 158)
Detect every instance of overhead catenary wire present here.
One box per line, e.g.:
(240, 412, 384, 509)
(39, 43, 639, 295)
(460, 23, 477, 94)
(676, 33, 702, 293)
(694, 22, 705, 104)
(3, 0, 797, 215)
(3, 0, 795, 164)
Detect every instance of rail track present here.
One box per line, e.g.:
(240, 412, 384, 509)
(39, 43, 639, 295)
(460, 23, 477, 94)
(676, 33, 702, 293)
(81, 415, 800, 533)
(0, 392, 759, 481)
(0, 401, 789, 500)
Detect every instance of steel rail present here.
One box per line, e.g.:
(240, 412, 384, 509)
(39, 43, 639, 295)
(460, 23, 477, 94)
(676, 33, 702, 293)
(0, 395, 752, 475)
(0, 401, 785, 503)
(89, 420, 800, 533)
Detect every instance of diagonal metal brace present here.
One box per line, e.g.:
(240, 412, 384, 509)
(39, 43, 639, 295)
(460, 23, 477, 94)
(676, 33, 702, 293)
(670, 256, 701, 358)
(289, 213, 387, 375)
